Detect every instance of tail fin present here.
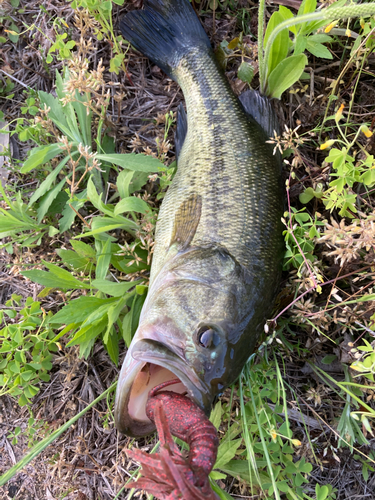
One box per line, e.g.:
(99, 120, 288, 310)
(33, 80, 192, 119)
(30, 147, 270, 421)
(120, 0, 211, 79)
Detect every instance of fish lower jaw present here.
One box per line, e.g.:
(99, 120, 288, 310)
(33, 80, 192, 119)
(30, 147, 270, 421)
(128, 363, 187, 423)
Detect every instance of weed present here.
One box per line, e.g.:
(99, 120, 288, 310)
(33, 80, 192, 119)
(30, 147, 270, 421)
(0, 295, 58, 406)
(257, 0, 375, 98)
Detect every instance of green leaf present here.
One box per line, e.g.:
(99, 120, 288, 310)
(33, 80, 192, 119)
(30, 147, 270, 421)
(278, 6, 296, 34)
(209, 479, 235, 500)
(91, 279, 141, 297)
(114, 196, 151, 216)
(71, 240, 96, 260)
(29, 155, 70, 206)
(21, 144, 64, 174)
(267, 54, 308, 99)
(214, 439, 242, 470)
(96, 238, 112, 280)
(22, 262, 90, 290)
(306, 40, 333, 59)
(18, 393, 29, 406)
(122, 293, 146, 347)
(117, 169, 149, 199)
(81, 216, 138, 237)
(96, 153, 164, 172)
(264, 12, 290, 77)
(299, 187, 315, 204)
(209, 470, 227, 480)
(321, 354, 337, 364)
(237, 62, 254, 85)
(71, 90, 92, 146)
(105, 326, 119, 365)
(316, 484, 329, 500)
(37, 177, 67, 224)
(59, 190, 86, 233)
(210, 401, 223, 430)
(87, 177, 114, 216)
(56, 249, 92, 271)
(49, 296, 117, 325)
(103, 297, 127, 348)
(8, 23, 20, 43)
(67, 318, 107, 350)
(219, 460, 267, 485)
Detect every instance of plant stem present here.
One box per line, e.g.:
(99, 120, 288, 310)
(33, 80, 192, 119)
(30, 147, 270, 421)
(263, 3, 375, 93)
(257, 0, 266, 93)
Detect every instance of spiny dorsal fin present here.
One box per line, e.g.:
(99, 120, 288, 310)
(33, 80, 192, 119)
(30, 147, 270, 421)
(170, 194, 202, 250)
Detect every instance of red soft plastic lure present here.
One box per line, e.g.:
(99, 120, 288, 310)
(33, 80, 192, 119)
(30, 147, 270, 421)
(125, 379, 220, 500)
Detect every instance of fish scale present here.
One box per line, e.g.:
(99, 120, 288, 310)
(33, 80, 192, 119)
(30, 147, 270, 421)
(152, 47, 281, 279)
(115, 0, 284, 438)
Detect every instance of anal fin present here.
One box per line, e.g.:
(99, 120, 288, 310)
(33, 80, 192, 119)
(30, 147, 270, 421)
(170, 194, 202, 250)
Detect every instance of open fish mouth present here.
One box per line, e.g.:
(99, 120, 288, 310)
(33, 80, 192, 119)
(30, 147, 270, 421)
(114, 339, 211, 437)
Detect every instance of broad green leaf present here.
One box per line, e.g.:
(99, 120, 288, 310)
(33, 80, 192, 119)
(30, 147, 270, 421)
(114, 196, 150, 216)
(91, 279, 141, 297)
(214, 438, 242, 470)
(59, 190, 86, 233)
(209, 471, 227, 481)
(49, 296, 117, 324)
(0, 214, 39, 236)
(219, 460, 268, 485)
(298, 0, 316, 16)
(117, 169, 150, 199)
(96, 238, 112, 280)
(237, 62, 254, 85)
(71, 90, 92, 146)
(117, 169, 135, 199)
(299, 187, 315, 204)
(71, 240, 96, 260)
(278, 6, 296, 34)
(81, 216, 138, 237)
(103, 296, 127, 344)
(36, 177, 66, 224)
(21, 144, 64, 174)
(308, 34, 333, 44)
(105, 326, 119, 365)
(306, 40, 333, 59)
(29, 155, 70, 206)
(22, 262, 90, 290)
(321, 354, 337, 364)
(56, 249, 92, 271)
(294, 33, 307, 55)
(267, 54, 308, 99)
(264, 12, 289, 77)
(210, 401, 223, 430)
(96, 153, 163, 172)
(67, 318, 107, 348)
(87, 177, 114, 217)
(122, 292, 146, 346)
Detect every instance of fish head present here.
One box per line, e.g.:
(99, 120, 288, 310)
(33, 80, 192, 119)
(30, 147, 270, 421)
(115, 246, 261, 437)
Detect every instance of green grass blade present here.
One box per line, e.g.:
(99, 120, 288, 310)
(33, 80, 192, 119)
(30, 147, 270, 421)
(0, 382, 117, 486)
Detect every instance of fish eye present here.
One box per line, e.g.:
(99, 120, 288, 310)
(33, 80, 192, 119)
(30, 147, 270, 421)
(197, 326, 220, 349)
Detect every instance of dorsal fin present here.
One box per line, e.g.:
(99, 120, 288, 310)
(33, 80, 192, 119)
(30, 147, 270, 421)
(170, 194, 202, 250)
(239, 90, 280, 138)
(175, 103, 187, 160)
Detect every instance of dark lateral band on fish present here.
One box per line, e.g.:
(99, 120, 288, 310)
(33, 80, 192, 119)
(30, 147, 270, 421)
(115, 0, 284, 438)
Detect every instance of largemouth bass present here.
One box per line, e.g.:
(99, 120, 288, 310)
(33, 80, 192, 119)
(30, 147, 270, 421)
(115, 0, 284, 437)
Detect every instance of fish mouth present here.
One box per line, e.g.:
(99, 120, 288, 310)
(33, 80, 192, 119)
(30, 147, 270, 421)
(114, 337, 211, 437)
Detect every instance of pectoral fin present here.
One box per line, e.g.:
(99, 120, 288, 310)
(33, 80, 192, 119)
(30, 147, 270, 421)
(170, 194, 202, 250)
